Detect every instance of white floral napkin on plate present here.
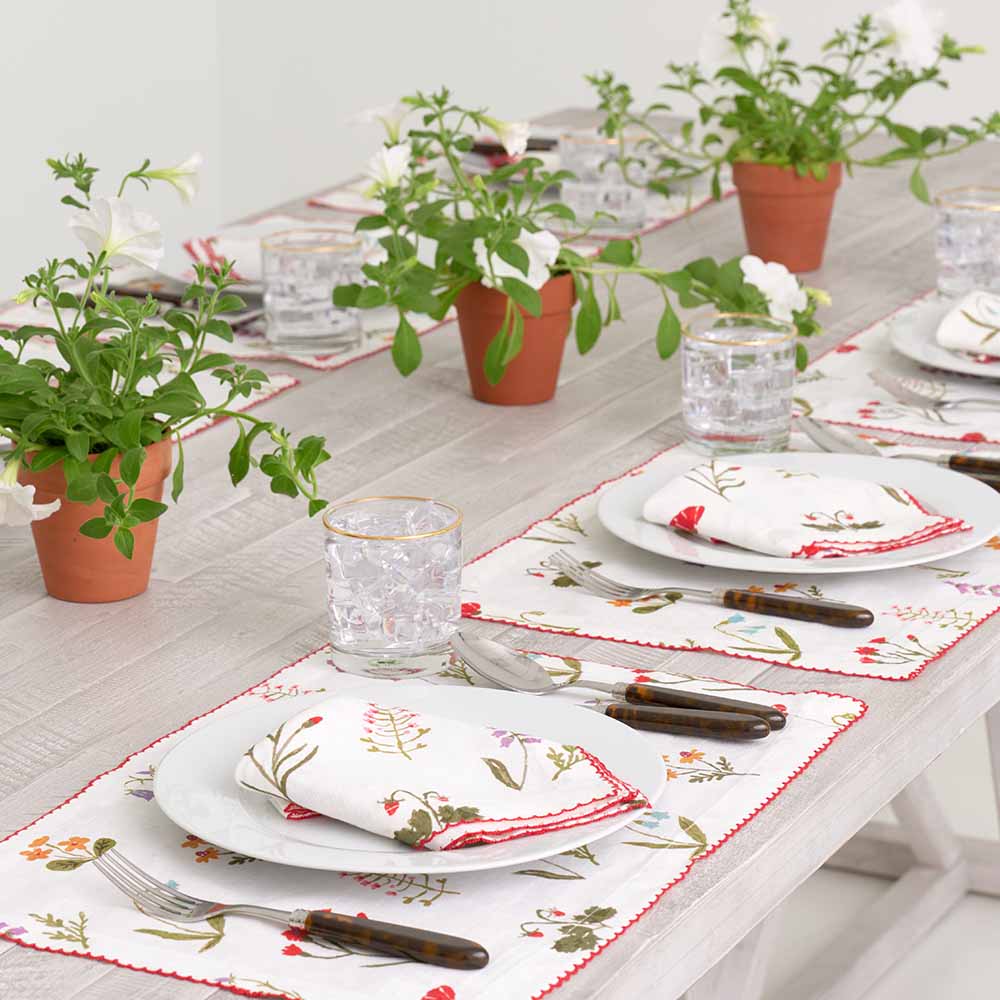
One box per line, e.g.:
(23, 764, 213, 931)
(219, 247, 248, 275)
(935, 290, 1000, 357)
(235, 695, 646, 850)
(642, 460, 969, 558)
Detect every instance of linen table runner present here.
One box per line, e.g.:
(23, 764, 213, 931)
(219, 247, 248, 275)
(461, 443, 1000, 680)
(795, 292, 1000, 444)
(0, 647, 864, 1000)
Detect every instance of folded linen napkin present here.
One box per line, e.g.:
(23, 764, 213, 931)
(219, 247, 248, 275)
(935, 290, 1000, 357)
(642, 461, 969, 559)
(235, 696, 646, 850)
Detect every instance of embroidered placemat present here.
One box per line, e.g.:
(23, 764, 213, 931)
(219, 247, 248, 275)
(461, 444, 1000, 681)
(796, 292, 1000, 444)
(0, 647, 864, 1000)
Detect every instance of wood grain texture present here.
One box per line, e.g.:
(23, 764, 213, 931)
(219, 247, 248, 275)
(2, 113, 1000, 999)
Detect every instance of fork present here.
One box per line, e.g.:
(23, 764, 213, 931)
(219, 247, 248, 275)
(549, 551, 874, 628)
(92, 848, 489, 970)
(871, 370, 1000, 411)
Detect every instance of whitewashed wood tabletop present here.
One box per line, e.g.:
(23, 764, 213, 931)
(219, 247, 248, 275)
(2, 112, 999, 999)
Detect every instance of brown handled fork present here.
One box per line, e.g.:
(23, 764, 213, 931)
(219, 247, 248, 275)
(92, 848, 488, 970)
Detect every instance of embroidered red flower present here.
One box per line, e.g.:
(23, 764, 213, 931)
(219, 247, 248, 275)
(855, 646, 876, 655)
(461, 602, 481, 617)
(282, 943, 304, 956)
(859, 657, 876, 664)
(529, 571, 544, 578)
(551, 909, 565, 917)
(421, 988, 456, 1000)
(906, 633, 918, 642)
(282, 927, 306, 941)
(302, 716, 323, 727)
(525, 930, 544, 938)
(961, 432, 986, 442)
(835, 343, 859, 353)
(283, 802, 321, 821)
(382, 797, 400, 816)
(669, 505, 705, 533)
(870, 636, 887, 643)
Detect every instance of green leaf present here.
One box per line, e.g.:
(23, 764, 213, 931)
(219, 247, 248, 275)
(308, 498, 327, 517)
(66, 475, 98, 504)
(80, 517, 112, 539)
(393, 808, 434, 847)
(501, 278, 542, 318)
(92, 837, 116, 857)
(356, 286, 388, 309)
(294, 435, 326, 474)
(215, 294, 247, 313)
(685, 257, 719, 285)
(228, 430, 250, 486)
(65, 431, 89, 462)
(114, 527, 135, 560)
(513, 869, 583, 880)
(579, 905, 617, 923)
(120, 448, 145, 487)
(28, 447, 67, 472)
(44, 858, 88, 872)
(118, 410, 143, 449)
(678, 816, 707, 845)
(204, 318, 234, 342)
(496, 241, 530, 276)
(795, 341, 809, 371)
(597, 239, 635, 267)
(128, 498, 168, 523)
(575, 288, 602, 355)
(391, 314, 422, 376)
(333, 284, 363, 308)
(656, 305, 682, 359)
(190, 352, 234, 375)
(481, 757, 523, 790)
(269, 475, 298, 498)
(553, 925, 599, 953)
(354, 214, 388, 231)
(909, 164, 930, 203)
(135, 928, 215, 943)
(171, 440, 185, 503)
(96, 475, 120, 504)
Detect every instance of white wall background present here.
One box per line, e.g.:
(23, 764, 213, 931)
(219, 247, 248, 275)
(2, 0, 997, 292)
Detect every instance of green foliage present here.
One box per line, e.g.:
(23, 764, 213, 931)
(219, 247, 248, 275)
(0, 155, 332, 557)
(588, 0, 1000, 195)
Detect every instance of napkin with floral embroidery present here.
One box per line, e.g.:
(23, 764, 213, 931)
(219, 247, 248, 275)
(935, 290, 1000, 357)
(642, 460, 969, 559)
(235, 696, 646, 850)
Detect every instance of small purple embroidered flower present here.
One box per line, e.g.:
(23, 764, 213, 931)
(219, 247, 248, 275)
(490, 728, 541, 748)
(127, 788, 155, 801)
(0, 923, 28, 937)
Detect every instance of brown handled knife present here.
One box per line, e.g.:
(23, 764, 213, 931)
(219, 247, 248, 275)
(602, 704, 771, 740)
(620, 684, 786, 730)
(720, 589, 874, 628)
(296, 910, 489, 969)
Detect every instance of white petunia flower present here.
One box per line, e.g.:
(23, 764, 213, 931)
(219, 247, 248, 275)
(146, 152, 202, 204)
(877, 0, 943, 71)
(0, 461, 60, 527)
(698, 9, 778, 71)
(739, 254, 807, 321)
(364, 143, 412, 189)
(488, 119, 531, 158)
(474, 229, 561, 291)
(350, 102, 411, 143)
(69, 197, 163, 270)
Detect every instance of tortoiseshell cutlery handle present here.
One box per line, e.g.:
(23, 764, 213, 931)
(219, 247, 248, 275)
(719, 589, 874, 628)
(621, 684, 786, 731)
(947, 454, 1000, 481)
(604, 704, 771, 740)
(297, 910, 489, 969)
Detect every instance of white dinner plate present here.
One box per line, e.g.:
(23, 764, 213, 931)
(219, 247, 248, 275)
(890, 298, 1000, 378)
(597, 451, 1000, 575)
(154, 680, 665, 874)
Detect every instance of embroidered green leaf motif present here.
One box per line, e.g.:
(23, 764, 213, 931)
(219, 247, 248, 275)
(482, 756, 523, 790)
(92, 837, 116, 857)
(552, 574, 581, 588)
(678, 816, 707, 846)
(437, 805, 480, 824)
(44, 858, 88, 872)
(881, 485, 911, 506)
(576, 906, 617, 924)
(513, 869, 583, 880)
(773, 628, 799, 654)
(553, 924, 600, 952)
(394, 808, 434, 846)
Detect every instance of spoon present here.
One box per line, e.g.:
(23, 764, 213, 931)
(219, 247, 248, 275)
(451, 632, 775, 740)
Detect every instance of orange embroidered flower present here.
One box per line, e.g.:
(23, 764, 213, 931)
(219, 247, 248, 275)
(773, 582, 798, 592)
(57, 836, 90, 852)
(665, 768, 679, 781)
(986, 536, 1000, 550)
(746, 585, 765, 593)
(20, 848, 52, 861)
(194, 848, 219, 863)
(679, 749, 705, 763)
(28, 835, 49, 848)
(608, 599, 633, 607)
(181, 835, 205, 849)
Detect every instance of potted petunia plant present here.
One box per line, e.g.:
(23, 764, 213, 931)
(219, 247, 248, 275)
(588, 0, 1000, 271)
(0, 154, 331, 604)
(337, 88, 828, 400)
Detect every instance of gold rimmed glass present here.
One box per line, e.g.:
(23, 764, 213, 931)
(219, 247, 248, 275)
(934, 187, 1000, 297)
(261, 228, 365, 354)
(558, 127, 652, 231)
(323, 497, 463, 677)
(681, 312, 797, 455)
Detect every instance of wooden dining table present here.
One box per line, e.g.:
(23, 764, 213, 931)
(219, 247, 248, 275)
(3, 110, 1000, 1000)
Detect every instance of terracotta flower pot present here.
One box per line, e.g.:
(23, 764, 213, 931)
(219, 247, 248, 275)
(732, 161, 843, 273)
(19, 439, 173, 603)
(455, 274, 576, 405)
